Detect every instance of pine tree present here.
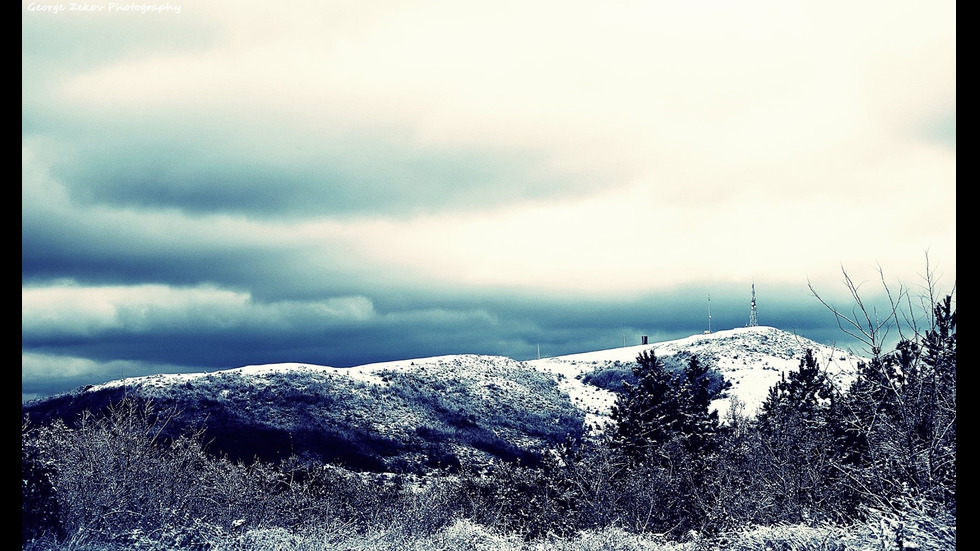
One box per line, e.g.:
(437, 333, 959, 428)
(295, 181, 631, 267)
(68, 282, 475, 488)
(674, 355, 720, 455)
(836, 295, 957, 513)
(759, 349, 835, 426)
(607, 350, 725, 535)
(755, 349, 856, 522)
(610, 350, 678, 462)
(610, 351, 721, 461)
(920, 295, 956, 511)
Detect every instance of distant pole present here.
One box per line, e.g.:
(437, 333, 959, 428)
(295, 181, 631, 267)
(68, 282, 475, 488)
(749, 283, 759, 327)
(537, 343, 541, 359)
(623, 335, 626, 347)
(707, 293, 712, 333)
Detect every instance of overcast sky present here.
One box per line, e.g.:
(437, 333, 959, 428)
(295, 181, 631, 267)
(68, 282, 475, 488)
(22, 0, 955, 402)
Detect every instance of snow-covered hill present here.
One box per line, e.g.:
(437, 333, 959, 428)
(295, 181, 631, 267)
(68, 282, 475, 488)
(25, 325, 867, 472)
(530, 325, 866, 431)
(36, 353, 585, 471)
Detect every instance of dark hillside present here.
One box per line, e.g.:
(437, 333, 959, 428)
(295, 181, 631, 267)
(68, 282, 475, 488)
(23, 355, 585, 472)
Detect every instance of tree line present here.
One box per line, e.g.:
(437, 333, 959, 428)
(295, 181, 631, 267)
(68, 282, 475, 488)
(22, 271, 955, 549)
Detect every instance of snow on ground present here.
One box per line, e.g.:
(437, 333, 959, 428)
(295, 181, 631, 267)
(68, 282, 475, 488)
(528, 326, 866, 427)
(86, 326, 866, 434)
(526, 355, 620, 434)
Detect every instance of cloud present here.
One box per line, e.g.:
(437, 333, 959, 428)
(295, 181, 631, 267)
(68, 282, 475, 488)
(21, 273, 940, 401)
(22, 283, 377, 338)
(22, 0, 955, 401)
(26, 0, 955, 217)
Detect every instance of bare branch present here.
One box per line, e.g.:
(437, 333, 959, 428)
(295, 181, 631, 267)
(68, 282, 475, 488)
(808, 264, 895, 357)
(875, 263, 909, 344)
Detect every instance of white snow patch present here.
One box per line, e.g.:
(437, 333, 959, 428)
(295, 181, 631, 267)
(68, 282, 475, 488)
(530, 326, 865, 424)
(82, 326, 866, 434)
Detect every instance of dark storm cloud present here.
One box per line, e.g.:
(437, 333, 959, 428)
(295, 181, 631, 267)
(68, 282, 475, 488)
(22, 7, 598, 226)
(38, 127, 583, 219)
(21, 207, 344, 297)
(22, 14, 596, 222)
(22, 0, 955, 404)
(23, 278, 873, 401)
(483, 284, 866, 357)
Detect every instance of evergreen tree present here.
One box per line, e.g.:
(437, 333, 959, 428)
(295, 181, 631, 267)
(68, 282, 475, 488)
(607, 350, 725, 536)
(922, 295, 956, 379)
(610, 351, 721, 461)
(610, 350, 678, 462)
(759, 349, 835, 426)
(755, 349, 856, 522)
(674, 355, 720, 456)
(920, 295, 956, 511)
(836, 295, 957, 513)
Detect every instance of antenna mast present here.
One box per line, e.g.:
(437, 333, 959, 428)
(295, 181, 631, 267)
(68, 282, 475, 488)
(748, 283, 758, 327)
(706, 293, 712, 334)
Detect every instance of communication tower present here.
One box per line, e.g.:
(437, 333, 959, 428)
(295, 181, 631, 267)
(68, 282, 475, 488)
(748, 283, 758, 327)
(705, 294, 712, 334)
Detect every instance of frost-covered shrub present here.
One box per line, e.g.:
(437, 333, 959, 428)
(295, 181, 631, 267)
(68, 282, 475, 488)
(25, 398, 221, 545)
(457, 458, 582, 540)
(21, 418, 63, 546)
(580, 365, 637, 392)
(582, 355, 729, 399)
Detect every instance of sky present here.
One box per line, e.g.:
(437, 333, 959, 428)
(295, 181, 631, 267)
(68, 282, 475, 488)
(22, 0, 955, 402)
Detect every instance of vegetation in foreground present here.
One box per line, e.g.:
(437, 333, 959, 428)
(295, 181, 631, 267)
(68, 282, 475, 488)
(22, 270, 955, 550)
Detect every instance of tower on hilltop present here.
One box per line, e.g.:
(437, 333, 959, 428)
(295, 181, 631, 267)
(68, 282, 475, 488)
(748, 283, 758, 327)
(704, 293, 712, 334)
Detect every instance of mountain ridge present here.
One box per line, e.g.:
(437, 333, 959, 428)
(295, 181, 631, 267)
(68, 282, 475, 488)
(22, 325, 867, 473)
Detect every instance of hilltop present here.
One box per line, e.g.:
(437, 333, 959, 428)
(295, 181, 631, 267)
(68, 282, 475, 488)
(531, 325, 864, 429)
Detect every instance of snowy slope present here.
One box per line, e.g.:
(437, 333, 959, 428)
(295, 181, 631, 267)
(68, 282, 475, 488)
(78, 353, 585, 470)
(49, 325, 866, 471)
(529, 325, 866, 429)
(88, 325, 865, 428)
